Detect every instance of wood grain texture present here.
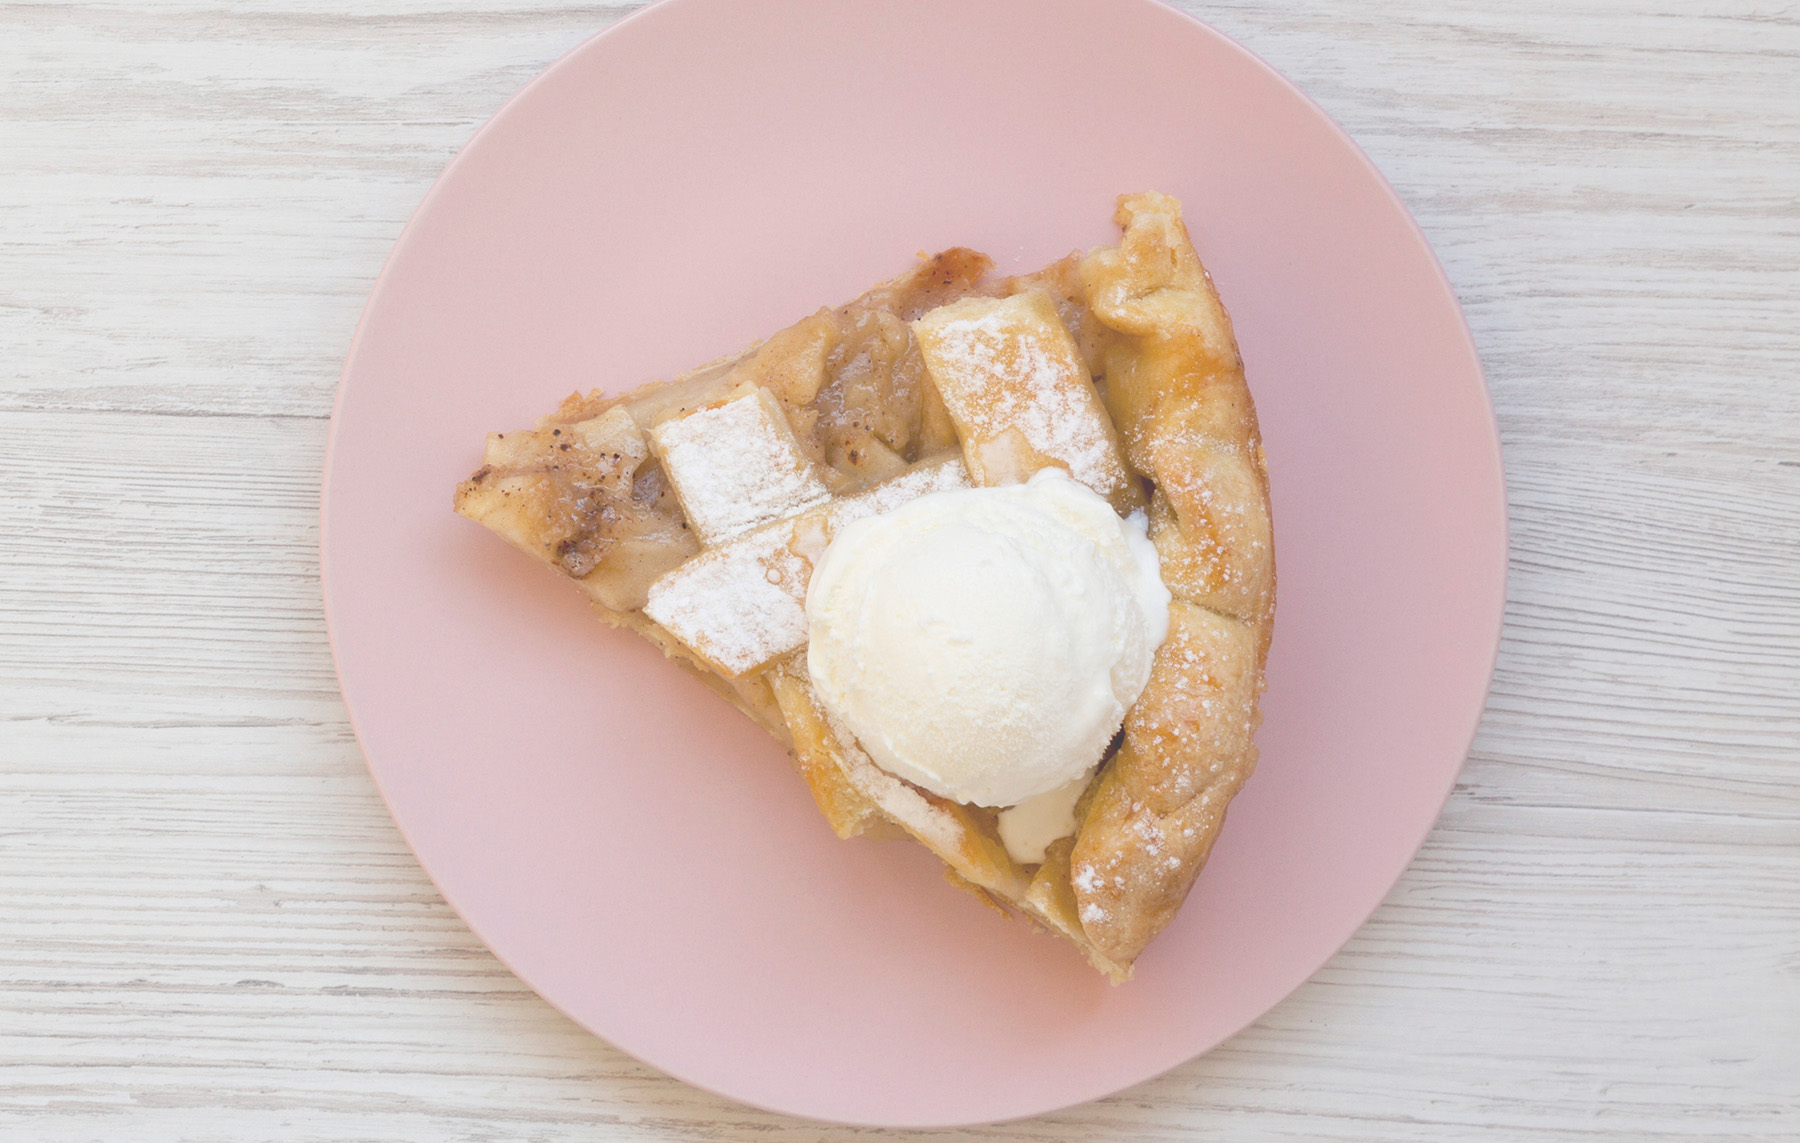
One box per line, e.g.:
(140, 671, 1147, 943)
(3, 0, 1797, 1138)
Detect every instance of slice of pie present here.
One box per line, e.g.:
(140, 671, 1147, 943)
(454, 193, 1273, 981)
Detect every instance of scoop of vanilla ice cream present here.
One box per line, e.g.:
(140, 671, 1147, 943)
(805, 468, 1170, 808)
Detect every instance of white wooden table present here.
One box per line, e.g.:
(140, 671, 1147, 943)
(4, 2, 1797, 1138)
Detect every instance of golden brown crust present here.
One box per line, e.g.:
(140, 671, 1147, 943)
(1069, 192, 1275, 966)
(766, 664, 885, 839)
(1023, 837, 1133, 982)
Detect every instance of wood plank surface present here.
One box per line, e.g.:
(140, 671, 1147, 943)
(3, 1, 1797, 1138)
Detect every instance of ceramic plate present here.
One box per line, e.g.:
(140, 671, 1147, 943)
(322, 0, 1506, 1126)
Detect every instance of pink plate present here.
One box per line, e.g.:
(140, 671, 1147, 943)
(322, 0, 1506, 1127)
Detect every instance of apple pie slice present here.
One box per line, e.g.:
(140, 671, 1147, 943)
(454, 193, 1273, 980)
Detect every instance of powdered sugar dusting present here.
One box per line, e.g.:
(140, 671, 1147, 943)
(914, 293, 1128, 497)
(648, 387, 830, 544)
(642, 456, 970, 676)
(836, 453, 970, 518)
(643, 525, 810, 677)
